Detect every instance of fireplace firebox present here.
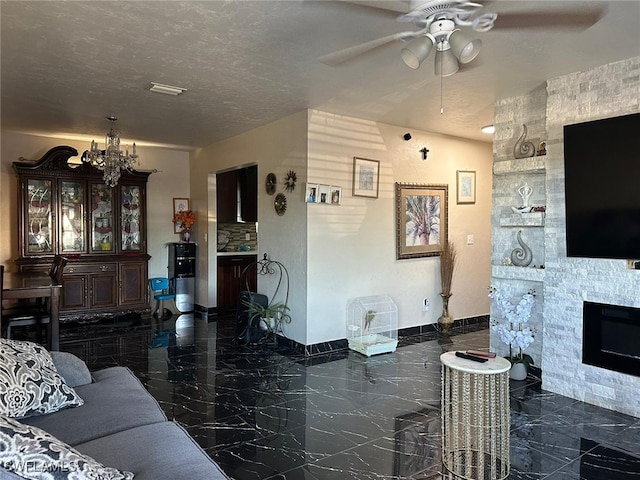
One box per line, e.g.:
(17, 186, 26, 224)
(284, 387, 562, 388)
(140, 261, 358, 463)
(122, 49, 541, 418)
(583, 301, 640, 378)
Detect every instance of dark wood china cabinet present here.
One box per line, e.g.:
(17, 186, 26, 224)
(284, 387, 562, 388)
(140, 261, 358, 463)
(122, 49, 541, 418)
(13, 146, 152, 321)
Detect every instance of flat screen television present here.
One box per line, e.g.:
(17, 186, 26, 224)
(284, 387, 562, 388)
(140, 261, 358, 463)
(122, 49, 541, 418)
(564, 112, 640, 260)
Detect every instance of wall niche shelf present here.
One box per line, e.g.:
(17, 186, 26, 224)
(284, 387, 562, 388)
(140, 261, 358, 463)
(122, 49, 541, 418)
(491, 265, 545, 282)
(499, 212, 545, 227)
(493, 156, 546, 175)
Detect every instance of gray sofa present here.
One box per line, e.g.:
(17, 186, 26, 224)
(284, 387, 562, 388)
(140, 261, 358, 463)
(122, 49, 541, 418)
(0, 352, 229, 480)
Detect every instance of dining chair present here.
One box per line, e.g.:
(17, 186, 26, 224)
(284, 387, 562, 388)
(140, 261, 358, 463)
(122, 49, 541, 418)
(2, 255, 67, 344)
(149, 277, 180, 319)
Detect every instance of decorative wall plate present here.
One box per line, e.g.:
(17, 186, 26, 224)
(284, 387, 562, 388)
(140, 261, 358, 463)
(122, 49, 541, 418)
(284, 170, 297, 192)
(265, 173, 277, 195)
(274, 193, 287, 216)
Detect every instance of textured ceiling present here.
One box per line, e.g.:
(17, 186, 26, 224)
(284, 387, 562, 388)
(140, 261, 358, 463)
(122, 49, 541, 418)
(1, 1, 639, 149)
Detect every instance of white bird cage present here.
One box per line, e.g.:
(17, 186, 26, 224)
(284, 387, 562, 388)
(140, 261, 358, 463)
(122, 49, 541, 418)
(347, 295, 398, 356)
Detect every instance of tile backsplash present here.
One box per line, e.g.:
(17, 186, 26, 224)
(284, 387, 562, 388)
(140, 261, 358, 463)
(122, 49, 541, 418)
(218, 222, 257, 252)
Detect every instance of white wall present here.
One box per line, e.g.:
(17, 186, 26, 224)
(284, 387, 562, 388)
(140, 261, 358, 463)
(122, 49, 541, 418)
(189, 111, 309, 344)
(0, 130, 191, 280)
(306, 111, 493, 345)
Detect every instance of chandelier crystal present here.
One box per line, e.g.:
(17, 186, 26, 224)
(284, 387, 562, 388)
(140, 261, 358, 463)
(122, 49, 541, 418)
(87, 116, 138, 187)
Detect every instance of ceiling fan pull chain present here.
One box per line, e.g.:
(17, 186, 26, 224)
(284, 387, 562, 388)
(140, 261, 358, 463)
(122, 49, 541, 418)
(440, 75, 444, 114)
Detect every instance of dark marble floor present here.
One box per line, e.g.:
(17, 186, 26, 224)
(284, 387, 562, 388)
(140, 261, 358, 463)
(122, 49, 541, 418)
(71, 314, 640, 480)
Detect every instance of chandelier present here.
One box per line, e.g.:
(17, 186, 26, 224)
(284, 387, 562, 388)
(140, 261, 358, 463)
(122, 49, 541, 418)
(86, 116, 138, 187)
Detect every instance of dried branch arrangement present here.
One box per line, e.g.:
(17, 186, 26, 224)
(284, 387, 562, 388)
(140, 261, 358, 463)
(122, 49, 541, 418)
(440, 241, 457, 295)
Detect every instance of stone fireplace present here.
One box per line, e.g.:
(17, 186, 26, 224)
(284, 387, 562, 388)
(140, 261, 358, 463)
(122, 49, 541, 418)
(492, 56, 640, 418)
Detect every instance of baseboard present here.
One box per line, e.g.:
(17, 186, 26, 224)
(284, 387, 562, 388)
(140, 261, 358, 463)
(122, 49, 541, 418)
(276, 314, 490, 357)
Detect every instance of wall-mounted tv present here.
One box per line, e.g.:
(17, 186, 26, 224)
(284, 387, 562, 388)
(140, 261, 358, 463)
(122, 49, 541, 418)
(564, 112, 640, 260)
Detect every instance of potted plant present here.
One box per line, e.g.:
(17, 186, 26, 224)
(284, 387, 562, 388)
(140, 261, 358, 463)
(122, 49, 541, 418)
(489, 286, 536, 379)
(172, 210, 196, 242)
(242, 299, 291, 334)
(438, 241, 457, 332)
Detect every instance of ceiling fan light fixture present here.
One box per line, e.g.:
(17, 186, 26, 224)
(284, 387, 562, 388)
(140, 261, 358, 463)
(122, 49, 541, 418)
(448, 30, 482, 64)
(434, 49, 459, 77)
(400, 35, 434, 69)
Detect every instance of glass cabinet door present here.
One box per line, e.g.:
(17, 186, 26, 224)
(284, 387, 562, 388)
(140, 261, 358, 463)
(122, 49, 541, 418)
(60, 181, 85, 253)
(90, 182, 114, 253)
(26, 179, 53, 254)
(121, 185, 142, 251)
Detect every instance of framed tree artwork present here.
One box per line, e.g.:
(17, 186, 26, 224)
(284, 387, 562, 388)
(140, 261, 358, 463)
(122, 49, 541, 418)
(395, 183, 448, 260)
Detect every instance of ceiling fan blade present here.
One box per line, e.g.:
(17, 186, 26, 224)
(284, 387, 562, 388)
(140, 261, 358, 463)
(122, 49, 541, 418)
(318, 31, 421, 66)
(492, 7, 606, 30)
(336, 0, 410, 14)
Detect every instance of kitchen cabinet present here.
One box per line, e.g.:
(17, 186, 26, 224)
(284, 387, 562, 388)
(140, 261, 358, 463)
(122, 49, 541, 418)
(217, 170, 238, 223)
(216, 166, 257, 223)
(13, 145, 151, 321)
(238, 165, 257, 222)
(217, 254, 257, 309)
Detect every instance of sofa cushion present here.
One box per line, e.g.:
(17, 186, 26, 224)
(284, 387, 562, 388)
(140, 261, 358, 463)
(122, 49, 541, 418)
(0, 415, 134, 480)
(22, 367, 166, 446)
(75, 421, 230, 480)
(49, 351, 92, 387)
(0, 339, 83, 419)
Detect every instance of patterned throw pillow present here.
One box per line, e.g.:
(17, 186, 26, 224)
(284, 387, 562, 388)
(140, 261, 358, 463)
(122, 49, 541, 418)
(0, 339, 84, 418)
(0, 415, 134, 480)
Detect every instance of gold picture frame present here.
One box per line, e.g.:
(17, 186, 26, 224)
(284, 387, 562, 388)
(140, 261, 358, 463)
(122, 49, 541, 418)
(395, 183, 448, 260)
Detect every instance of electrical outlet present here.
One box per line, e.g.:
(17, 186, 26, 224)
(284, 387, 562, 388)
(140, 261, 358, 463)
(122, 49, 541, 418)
(245, 233, 251, 241)
(422, 298, 430, 312)
(467, 234, 474, 245)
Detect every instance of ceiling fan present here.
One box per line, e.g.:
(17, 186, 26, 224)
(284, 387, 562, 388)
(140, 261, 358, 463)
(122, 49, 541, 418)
(319, 0, 605, 76)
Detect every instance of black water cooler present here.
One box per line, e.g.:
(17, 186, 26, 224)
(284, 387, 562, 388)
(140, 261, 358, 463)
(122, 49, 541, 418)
(168, 243, 196, 313)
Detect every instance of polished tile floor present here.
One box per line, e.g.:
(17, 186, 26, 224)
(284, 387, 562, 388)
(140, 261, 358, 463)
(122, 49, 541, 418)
(84, 314, 640, 480)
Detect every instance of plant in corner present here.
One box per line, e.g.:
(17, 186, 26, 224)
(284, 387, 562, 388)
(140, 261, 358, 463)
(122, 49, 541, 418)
(489, 286, 536, 378)
(242, 300, 291, 335)
(438, 241, 457, 332)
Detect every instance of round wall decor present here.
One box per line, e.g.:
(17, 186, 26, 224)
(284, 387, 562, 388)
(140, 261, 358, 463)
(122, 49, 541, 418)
(284, 170, 297, 192)
(265, 173, 277, 195)
(274, 193, 287, 216)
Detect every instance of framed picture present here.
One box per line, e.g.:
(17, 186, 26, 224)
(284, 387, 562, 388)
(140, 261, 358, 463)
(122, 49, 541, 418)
(393, 407, 441, 478)
(330, 186, 342, 205)
(305, 183, 319, 203)
(395, 183, 448, 260)
(352, 157, 380, 198)
(318, 184, 330, 204)
(173, 198, 190, 233)
(456, 170, 476, 204)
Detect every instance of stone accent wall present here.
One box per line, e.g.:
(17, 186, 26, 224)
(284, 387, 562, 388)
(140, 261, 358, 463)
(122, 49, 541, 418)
(492, 57, 640, 418)
(543, 57, 640, 418)
(490, 84, 547, 366)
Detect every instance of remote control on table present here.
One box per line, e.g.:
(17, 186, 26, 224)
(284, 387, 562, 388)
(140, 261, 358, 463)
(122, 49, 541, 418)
(466, 350, 497, 359)
(455, 351, 488, 363)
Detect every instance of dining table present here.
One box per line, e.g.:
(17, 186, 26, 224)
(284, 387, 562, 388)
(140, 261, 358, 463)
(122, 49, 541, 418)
(2, 272, 62, 350)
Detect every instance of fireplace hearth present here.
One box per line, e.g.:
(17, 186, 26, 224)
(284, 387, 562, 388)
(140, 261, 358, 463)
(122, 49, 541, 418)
(583, 301, 640, 378)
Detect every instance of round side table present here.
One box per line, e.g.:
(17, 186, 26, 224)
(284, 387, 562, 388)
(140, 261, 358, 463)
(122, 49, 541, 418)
(440, 352, 511, 480)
